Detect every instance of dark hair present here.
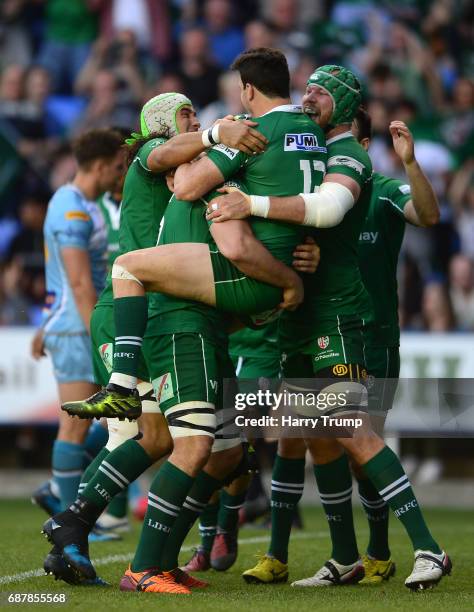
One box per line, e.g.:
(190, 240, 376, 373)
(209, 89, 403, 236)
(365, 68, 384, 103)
(354, 106, 372, 141)
(72, 128, 124, 169)
(125, 131, 170, 167)
(231, 47, 290, 98)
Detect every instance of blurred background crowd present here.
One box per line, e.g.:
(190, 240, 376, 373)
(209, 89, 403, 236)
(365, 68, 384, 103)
(0, 0, 473, 331)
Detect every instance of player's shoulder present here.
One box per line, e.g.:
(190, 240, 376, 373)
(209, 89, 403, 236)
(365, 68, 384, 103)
(48, 185, 90, 219)
(135, 137, 168, 171)
(327, 132, 372, 175)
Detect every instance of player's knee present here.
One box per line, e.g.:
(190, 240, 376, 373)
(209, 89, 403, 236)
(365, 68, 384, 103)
(111, 255, 143, 286)
(172, 435, 214, 473)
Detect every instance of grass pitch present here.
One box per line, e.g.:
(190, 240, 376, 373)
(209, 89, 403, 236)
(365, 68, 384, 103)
(0, 500, 472, 611)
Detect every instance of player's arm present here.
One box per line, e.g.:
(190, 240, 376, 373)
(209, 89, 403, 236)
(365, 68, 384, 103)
(174, 135, 250, 201)
(62, 247, 97, 333)
(148, 120, 267, 174)
(210, 220, 303, 310)
(389, 121, 440, 227)
(206, 174, 359, 228)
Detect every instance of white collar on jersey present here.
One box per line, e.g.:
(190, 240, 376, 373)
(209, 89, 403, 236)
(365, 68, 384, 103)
(326, 131, 353, 145)
(260, 104, 302, 116)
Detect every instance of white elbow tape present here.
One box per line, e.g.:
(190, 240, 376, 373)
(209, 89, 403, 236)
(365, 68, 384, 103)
(249, 195, 270, 218)
(111, 263, 143, 287)
(300, 182, 355, 228)
(106, 418, 139, 451)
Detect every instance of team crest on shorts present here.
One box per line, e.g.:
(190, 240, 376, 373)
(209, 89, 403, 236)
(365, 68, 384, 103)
(152, 372, 174, 404)
(318, 336, 330, 349)
(99, 343, 113, 373)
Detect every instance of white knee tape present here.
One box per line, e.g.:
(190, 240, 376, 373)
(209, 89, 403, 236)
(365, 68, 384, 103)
(111, 263, 143, 287)
(165, 401, 216, 440)
(137, 381, 160, 414)
(105, 418, 139, 451)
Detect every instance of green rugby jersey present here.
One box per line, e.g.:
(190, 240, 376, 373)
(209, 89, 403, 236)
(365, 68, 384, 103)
(206, 105, 327, 265)
(280, 131, 374, 347)
(228, 321, 279, 360)
(359, 172, 412, 347)
(98, 138, 172, 305)
(97, 192, 121, 269)
(147, 191, 230, 341)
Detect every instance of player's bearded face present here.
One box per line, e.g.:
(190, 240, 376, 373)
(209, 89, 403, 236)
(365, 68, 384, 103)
(302, 85, 333, 128)
(176, 105, 200, 134)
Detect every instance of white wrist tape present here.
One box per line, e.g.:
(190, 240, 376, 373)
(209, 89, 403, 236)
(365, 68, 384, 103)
(202, 124, 221, 148)
(211, 123, 221, 144)
(300, 182, 355, 227)
(202, 129, 212, 147)
(250, 195, 270, 218)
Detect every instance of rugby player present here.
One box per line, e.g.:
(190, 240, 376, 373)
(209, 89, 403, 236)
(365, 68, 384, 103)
(209, 65, 450, 591)
(42, 90, 319, 591)
(61, 47, 328, 422)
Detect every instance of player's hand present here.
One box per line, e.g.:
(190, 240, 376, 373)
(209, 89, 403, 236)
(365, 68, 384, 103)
(293, 236, 320, 273)
(280, 275, 304, 311)
(217, 119, 268, 155)
(206, 187, 251, 222)
(390, 121, 415, 165)
(31, 328, 45, 360)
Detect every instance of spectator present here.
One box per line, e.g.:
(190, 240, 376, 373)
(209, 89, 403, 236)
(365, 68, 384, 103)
(448, 255, 474, 330)
(199, 71, 244, 128)
(244, 20, 275, 50)
(37, 0, 102, 94)
(72, 69, 138, 134)
(177, 28, 221, 110)
(202, 0, 244, 69)
(98, 0, 172, 62)
(147, 72, 186, 101)
(449, 159, 474, 259)
(74, 30, 148, 103)
(0, 0, 32, 70)
(421, 279, 455, 331)
(265, 0, 310, 70)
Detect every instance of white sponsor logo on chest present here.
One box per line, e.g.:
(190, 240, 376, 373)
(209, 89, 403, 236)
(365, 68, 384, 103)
(284, 133, 326, 152)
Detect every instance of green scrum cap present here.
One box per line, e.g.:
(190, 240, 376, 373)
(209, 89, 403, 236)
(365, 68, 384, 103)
(307, 65, 361, 127)
(139, 92, 192, 139)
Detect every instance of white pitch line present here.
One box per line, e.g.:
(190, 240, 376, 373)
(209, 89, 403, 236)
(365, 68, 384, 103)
(0, 531, 325, 586)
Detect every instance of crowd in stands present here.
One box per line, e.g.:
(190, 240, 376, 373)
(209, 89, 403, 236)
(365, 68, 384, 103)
(0, 0, 472, 331)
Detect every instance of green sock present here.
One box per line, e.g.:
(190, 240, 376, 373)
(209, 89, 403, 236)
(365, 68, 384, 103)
(199, 500, 219, 552)
(218, 490, 246, 533)
(132, 461, 194, 572)
(112, 296, 148, 379)
(81, 440, 152, 518)
(363, 446, 441, 553)
(268, 455, 305, 564)
(107, 489, 128, 519)
(314, 454, 359, 565)
(357, 477, 390, 560)
(77, 447, 109, 496)
(161, 470, 221, 571)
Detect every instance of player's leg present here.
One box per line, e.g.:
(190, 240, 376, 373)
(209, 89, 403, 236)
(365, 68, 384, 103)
(181, 490, 219, 572)
(121, 332, 219, 593)
(337, 422, 451, 590)
(211, 472, 251, 571)
(43, 335, 169, 585)
(353, 345, 400, 584)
